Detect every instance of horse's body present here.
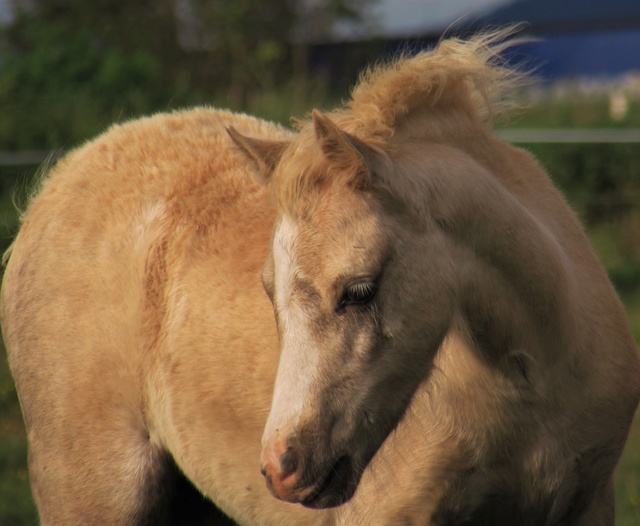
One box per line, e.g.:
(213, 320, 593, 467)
(3, 32, 639, 525)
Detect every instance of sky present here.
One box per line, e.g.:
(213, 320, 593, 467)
(0, 0, 10, 25)
(370, 0, 513, 37)
(332, 0, 514, 41)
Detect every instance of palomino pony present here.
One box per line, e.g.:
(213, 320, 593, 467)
(3, 31, 639, 525)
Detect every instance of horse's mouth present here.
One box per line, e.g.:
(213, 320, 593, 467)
(301, 455, 355, 509)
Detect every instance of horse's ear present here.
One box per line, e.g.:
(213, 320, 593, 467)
(311, 110, 389, 188)
(226, 127, 289, 184)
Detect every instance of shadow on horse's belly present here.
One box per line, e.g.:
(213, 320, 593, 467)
(146, 456, 238, 526)
(436, 490, 567, 526)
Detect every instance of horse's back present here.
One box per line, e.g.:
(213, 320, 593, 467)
(0, 108, 327, 524)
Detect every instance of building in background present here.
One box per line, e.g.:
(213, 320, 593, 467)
(470, 0, 640, 79)
(311, 0, 640, 85)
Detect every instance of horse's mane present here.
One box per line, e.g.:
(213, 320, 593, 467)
(272, 28, 530, 212)
(298, 27, 529, 141)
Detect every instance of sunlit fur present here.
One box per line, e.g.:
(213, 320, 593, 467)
(2, 30, 639, 526)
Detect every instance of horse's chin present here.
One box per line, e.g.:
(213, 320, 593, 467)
(299, 413, 398, 509)
(300, 455, 358, 509)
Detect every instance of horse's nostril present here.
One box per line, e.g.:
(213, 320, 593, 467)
(279, 447, 298, 477)
(260, 464, 267, 477)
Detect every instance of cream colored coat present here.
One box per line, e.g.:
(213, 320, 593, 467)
(3, 32, 639, 525)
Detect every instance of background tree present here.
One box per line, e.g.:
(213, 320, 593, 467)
(0, 0, 373, 150)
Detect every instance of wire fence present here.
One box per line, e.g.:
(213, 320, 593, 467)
(496, 128, 640, 143)
(0, 129, 639, 167)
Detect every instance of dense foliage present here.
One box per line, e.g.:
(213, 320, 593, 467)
(0, 0, 369, 149)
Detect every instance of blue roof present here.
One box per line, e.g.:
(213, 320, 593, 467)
(461, 0, 640, 79)
(473, 0, 640, 33)
(514, 29, 640, 79)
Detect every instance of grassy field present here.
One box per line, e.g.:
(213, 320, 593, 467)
(0, 344, 37, 525)
(618, 412, 640, 526)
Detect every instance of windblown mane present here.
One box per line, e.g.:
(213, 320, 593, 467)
(272, 28, 530, 212)
(302, 27, 528, 141)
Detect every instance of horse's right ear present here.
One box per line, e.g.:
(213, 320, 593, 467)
(226, 127, 289, 184)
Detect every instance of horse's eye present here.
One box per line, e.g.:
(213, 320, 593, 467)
(338, 280, 377, 311)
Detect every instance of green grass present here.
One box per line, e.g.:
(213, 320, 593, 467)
(0, 344, 37, 525)
(0, 432, 35, 525)
(617, 413, 640, 526)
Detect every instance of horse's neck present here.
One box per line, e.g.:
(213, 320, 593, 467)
(404, 143, 575, 369)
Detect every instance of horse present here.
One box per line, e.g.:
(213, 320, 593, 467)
(2, 30, 639, 525)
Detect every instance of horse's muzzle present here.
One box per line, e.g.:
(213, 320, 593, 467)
(260, 440, 356, 508)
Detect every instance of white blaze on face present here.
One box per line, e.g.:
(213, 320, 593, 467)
(262, 216, 321, 445)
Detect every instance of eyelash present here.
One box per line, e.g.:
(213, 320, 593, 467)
(338, 279, 378, 312)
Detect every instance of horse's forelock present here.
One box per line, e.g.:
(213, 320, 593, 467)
(272, 128, 370, 216)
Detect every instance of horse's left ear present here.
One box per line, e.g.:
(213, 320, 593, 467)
(226, 127, 290, 185)
(312, 110, 389, 188)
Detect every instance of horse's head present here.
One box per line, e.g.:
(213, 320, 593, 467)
(229, 111, 457, 508)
